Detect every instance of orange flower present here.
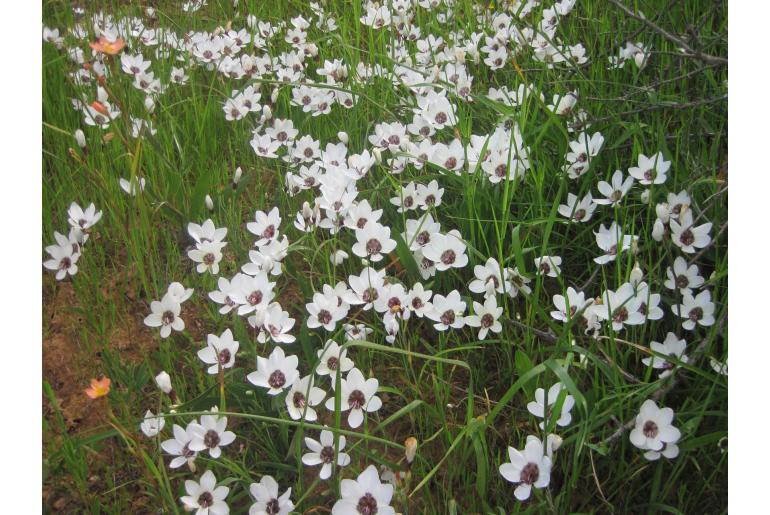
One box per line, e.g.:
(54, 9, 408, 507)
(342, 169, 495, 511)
(84, 376, 111, 399)
(89, 36, 126, 55)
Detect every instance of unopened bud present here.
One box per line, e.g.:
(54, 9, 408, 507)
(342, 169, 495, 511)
(405, 437, 418, 465)
(74, 129, 87, 149)
(261, 105, 273, 121)
(331, 249, 348, 265)
(373, 147, 382, 165)
(205, 194, 214, 211)
(271, 87, 280, 104)
(629, 262, 643, 285)
(337, 131, 349, 144)
(233, 166, 243, 186)
(640, 189, 650, 204)
(155, 371, 172, 394)
(144, 95, 156, 113)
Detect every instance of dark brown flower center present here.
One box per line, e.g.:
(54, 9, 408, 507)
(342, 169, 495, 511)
(520, 462, 540, 485)
(317, 309, 332, 325)
(320, 445, 335, 463)
(218, 348, 231, 365)
(198, 491, 214, 508)
(689, 306, 703, 322)
(574, 209, 586, 221)
(268, 370, 286, 389)
(440, 310, 455, 326)
(481, 313, 494, 328)
(266, 498, 281, 515)
(327, 356, 339, 371)
(366, 238, 382, 255)
(680, 228, 695, 247)
(162, 310, 175, 325)
(292, 391, 306, 408)
(612, 307, 628, 324)
(357, 493, 378, 515)
(203, 252, 215, 265)
(248, 290, 263, 306)
(348, 389, 366, 409)
(435, 112, 447, 124)
(440, 249, 456, 265)
(59, 257, 72, 270)
(643, 420, 659, 438)
(445, 157, 457, 169)
(203, 429, 220, 448)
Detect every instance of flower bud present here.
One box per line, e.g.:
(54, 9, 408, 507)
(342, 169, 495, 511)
(640, 189, 650, 204)
(629, 262, 644, 285)
(144, 95, 156, 113)
(205, 194, 214, 211)
(404, 437, 418, 465)
(155, 371, 172, 394)
(337, 131, 349, 144)
(372, 147, 382, 165)
(331, 249, 348, 265)
(74, 129, 87, 149)
(261, 105, 273, 121)
(233, 166, 243, 185)
(304, 43, 319, 57)
(271, 86, 280, 104)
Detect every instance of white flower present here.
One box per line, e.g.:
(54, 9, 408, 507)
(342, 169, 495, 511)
(144, 294, 184, 338)
(316, 340, 355, 377)
(629, 400, 681, 460)
(285, 375, 326, 421)
(710, 357, 728, 376)
(558, 192, 596, 223)
(673, 290, 716, 330)
(257, 303, 296, 344)
(232, 274, 276, 316)
(332, 465, 395, 515)
(469, 257, 508, 298)
(119, 176, 146, 196)
(664, 257, 704, 295)
(421, 230, 468, 271)
(188, 408, 237, 459)
(402, 214, 441, 251)
(527, 383, 575, 429)
(406, 282, 433, 317)
(332, 249, 349, 265)
(594, 282, 645, 332)
(306, 290, 347, 331)
(188, 240, 225, 274)
(551, 287, 590, 322)
(208, 275, 242, 314)
(67, 202, 103, 231)
(325, 368, 381, 429)
(534, 255, 562, 277)
(43, 237, 80, 280)
(499, 435, 553, 501)
(628, 151, 670, 185)
(249, 475, 293, 515)
(303, 429, 351, 480)
(670, 210, 712, 254)
(161, 423, 198, 469)
(140, 410, 165, 437)
(197, 329, 239, 375)
(247, 346, 300, 395)
(593, 170, 634, 206)
(180, 470, 230, 515)
(416, 179, 445, 209)
(464, 297, 503, 340)
(188, 219, 228, 245)
(593, 222, 636, 265)
(643, 332, 688, 378)
(352, 221, 396, 262)
(389, 182, 419, 212)
(427, 290, 466, 330)
(166, 282, 194, 303)
(247, 207, 282, 246)
(344, 267, 386, 310)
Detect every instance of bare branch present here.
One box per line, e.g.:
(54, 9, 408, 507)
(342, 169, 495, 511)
(607, 0, 727, 66)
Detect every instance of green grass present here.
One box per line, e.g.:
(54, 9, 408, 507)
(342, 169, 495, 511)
(42, 0, 727, 513)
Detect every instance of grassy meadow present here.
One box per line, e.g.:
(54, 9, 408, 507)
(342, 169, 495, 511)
(42, 0, 727, 513)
